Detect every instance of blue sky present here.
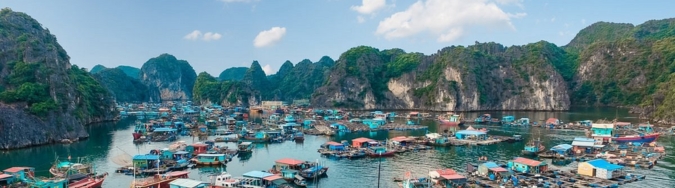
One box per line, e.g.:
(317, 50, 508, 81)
(1, 0, 674, 76)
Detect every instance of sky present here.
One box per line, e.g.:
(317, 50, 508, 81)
(1, 0, 674, 76)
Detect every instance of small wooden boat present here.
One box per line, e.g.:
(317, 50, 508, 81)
(521, 138, 545, 156)
(191, 154, 229, 166)
(367, 147, 396, 157)
(50, 158, 93, 178)
(237, 142, 253, 153)
(293, 175, 307, 187)
(294, 132, 305, 142)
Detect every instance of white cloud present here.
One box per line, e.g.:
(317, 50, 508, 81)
(351, 0, 387, 14)
(203, 32, 222, 41)
(581, 18, 587, 25)
(262, 64, 273, 75)
(184, 30, 202, 40)
(253, 27, 287, 48)
(495, 0, 524, 8)
(376, 0, 523, 42)
(184, 30, 222, 41)
(220, 0, 258, 3)
(357, 16, 366, 23)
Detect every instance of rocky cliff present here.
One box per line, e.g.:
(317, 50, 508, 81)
(93, 67, 149, 102)
(140, 54, 197, 102)
(312, 43, 571, 111)
(0, 8, 116, 149)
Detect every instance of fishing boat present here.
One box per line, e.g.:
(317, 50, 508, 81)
(130, 171, 189, 188)
(299, 163, 328, 179)
(438, 113, 462, 126)
(191, 154, 229, 166)
(367, 147, 396, 157)
(474, 114, 491, 124)
(49, 157, 93, 178)
(521, 138, 545, 156)
(238, 142, 254, 153)
(68, 172, 108, 188)
(614, 133, 660, 143)
(293, 132, 305, 142)
(293, 175, 307, 187)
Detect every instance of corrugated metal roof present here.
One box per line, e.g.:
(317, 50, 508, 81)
(170, 178, 204, 188)
(592, 124, 614, 129)
(572, 141, 595, 147)
(513, 157, 544, 166)
(550, 144, 573, 151)
(586, 159, 624, 171)
(243, 171, 274, 179)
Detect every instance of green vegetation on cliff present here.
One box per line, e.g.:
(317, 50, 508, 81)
(117, 65, 141, 79)
(193, 72, 251, 105)
(218, 67, 248, 81)
(93, 67, 148, 102)
(90, 64, 106, 74)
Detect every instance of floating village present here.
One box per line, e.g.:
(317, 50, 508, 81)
(0, 100, 673, 188)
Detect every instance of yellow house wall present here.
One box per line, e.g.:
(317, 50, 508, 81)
(577, 162, 594, 177)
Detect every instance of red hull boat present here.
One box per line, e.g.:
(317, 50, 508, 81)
(614, 133, 660, 143)
(69, 173, 108, 188)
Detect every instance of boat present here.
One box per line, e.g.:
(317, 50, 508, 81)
(225, 117, 236, 125)
(284, 114, 296, 123)
(130, 171, 189, 188)
(49, 157, 93, 178)
(614, 133, 660, 143)
(367, 147, 396, 157)
(210, 172, 241, 188)
(191, 154, 229, 166)
(438, 113, 462, 126)
(299, 164, 328, 179)
(238, 142, 253, 153)
(521, 138, 545, 156)
(293, 132, 305, 142)
(293, 175, 307, 187)
(474, 114, 491, 124)
(68, 172, 108, 188)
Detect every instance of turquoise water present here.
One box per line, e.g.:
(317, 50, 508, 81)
(1, 107, 673, 187)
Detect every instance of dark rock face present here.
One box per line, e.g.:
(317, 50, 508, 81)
(140, 54, 197, 102)
(0, 9, 116, 149)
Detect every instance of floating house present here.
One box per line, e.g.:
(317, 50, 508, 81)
(591, 124, 614, 143)
(169, 179, 208, 188)
(549, 144, 574, 156)
(324, 141, 345, 151)
(363, 118, 386, 129)
(546, 118, 561, 127)
(2, 167, 34, 185)
(428, 169, 467, 187)
(501, 116, 515, 124)
(578, 159, 625, 179)
(193, 154, 228, 166)
(241, 171, 280, 187)
(190, 143, 210, 155)
(390, 136, 415, 146)
(133, 155, 160, 169)
(477, 162, 509, 180)
(455, 130, 488, 140)
(516, 118, 530, 126)
(351, 137, 376, 148)
(508, 157, 548, 174)
(272, 158, 304, 180)
(572, 137, 600, 155)
(349, 118, 363, 123)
